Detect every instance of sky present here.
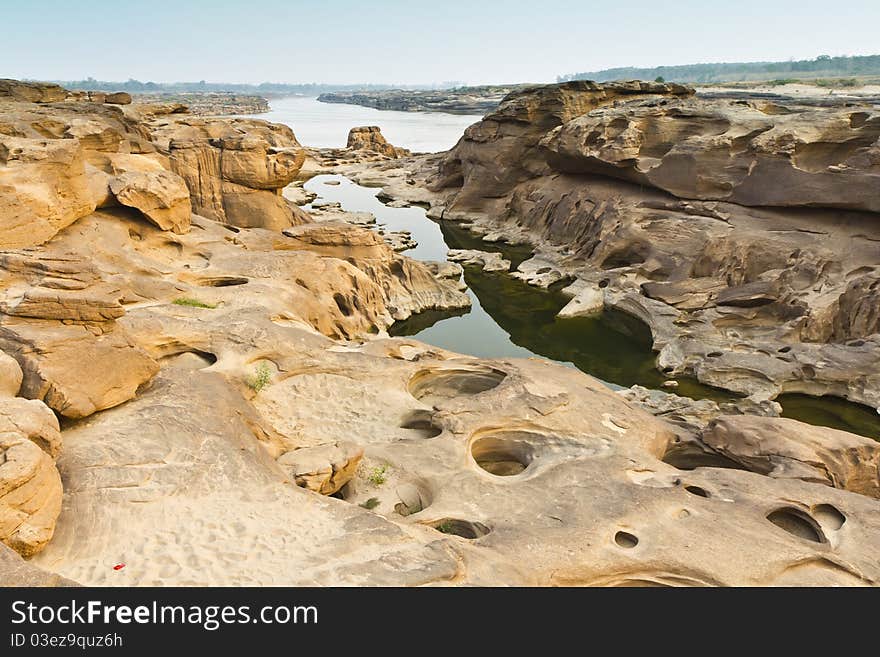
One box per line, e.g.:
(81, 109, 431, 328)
(4, 0, 880, 85)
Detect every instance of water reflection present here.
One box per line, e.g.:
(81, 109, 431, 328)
(304, 174, 880, 439)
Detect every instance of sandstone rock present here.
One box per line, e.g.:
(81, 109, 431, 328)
(418, 81, 880, 410)
(0, 136, 96, 248)
(0, 396, 63, 457)
(703, 415, 880, 498)
(5, 79, 880, 587)
(104, 92, 132, 105)
(347, 126, 410, 158)
(0, 351, 22, 397)
(0, 96, 158, 248)
(541, 97, 880, 213)
(558, 280, 605, 317)
(447, 249, 510, 272)
(0, 320, 159, 419)
(277, 441, 364, 495)
(831, 273, 880, 341)
(110, 170, 192, 233)
(151, 117, 305, 230)
(433, 80, 693, 203)
(0, 543, 77, 586)
(715, 281, 780, 307)
(3, 286, 125, 322)
(512, 256, 565, 287)
(0, 432, 62, 556)
(0, 79, 68, 103)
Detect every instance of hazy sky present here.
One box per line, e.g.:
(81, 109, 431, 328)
(5, 0, 879, 85)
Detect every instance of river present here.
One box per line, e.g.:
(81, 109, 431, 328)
(251, 98, 880, 440)
(258, 96, 482, 151)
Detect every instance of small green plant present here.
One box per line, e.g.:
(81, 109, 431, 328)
(172, 297, 217, 309)
(359, 497, 380, 510)
(654, 76, 665, 83)
(248, 362, 272, 393)
(368, 464, 388, 486)
(436, 521, 455, 534)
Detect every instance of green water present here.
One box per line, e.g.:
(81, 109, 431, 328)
(779, 394, 880, 440)
(303, 174, 880, 440)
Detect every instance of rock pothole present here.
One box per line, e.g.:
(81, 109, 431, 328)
(471, 433, 535, 476)
(614, 531, 639, 548)
(429, 518, 491, 540)
(684, 484, 710, 498)
(408, 365, 506, 404)
(813, 504, 846, 531)
(766, 507, 827, 544)
(399, 410, 443, 438)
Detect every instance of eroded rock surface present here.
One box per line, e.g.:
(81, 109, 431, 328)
(150, 117, 306, 230)
(347, 126, 410, 158)
(704, 416, 880, 498)
(354, 81, 880, 413)
(4, 80, 880, 587)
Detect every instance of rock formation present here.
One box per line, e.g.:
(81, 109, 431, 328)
(703, 416, 880, 498)
(347, 126, 410, 158)
(319, 85, 528, 115)
(3, 79, 880, 587)
(382, 80, 880, 413)
(0, 352, 63, 557)
(109, 170, 191, 233)
(150, 117, 306, 230)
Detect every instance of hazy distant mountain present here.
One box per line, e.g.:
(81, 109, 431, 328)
(558, 54, 880, 84)
(42, 79, 441, 95)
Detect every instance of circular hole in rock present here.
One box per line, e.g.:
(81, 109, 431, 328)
(684, 485, 710, 498)
(408, 366, 506, 404)
(393, 480, 432, 517)
(471, 434, 535, 476)
(778, 346, 792, 353)
(766, 507, 826, 543)
(430, 518, 490, 540)
(812, 504, 846, 531)
(614, 531, 639, 548)
(399, 410, 442, 438)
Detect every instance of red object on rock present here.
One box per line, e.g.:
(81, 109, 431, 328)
(113, 563, 125, 571)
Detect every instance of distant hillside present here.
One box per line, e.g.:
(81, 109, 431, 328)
(558, 54, 880, 84)
(43, 79, 435, 95)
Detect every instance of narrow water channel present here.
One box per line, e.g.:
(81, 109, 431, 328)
(304, 174, 880, 440)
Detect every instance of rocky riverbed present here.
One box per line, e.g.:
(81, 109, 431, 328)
(318, 85, 527, 115)
(2, 78, 880, 587)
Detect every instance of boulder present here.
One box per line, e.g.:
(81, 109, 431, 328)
(151, 117, 306, 231)
(0, 432, 62, 556)
(447, 249, 510, 272)
(0, 320, 159, 419)
(110, 170, 192, 233)
(104, 92, 132, 105)
(347, 126, 410, 158)
(277, 441, 364, 495)
(0, 351, 22, 397)
(0, 396, 63, 457)
(0, 137, 96, 248)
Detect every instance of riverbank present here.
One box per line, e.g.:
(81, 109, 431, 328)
(317, 85, 528, 115)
